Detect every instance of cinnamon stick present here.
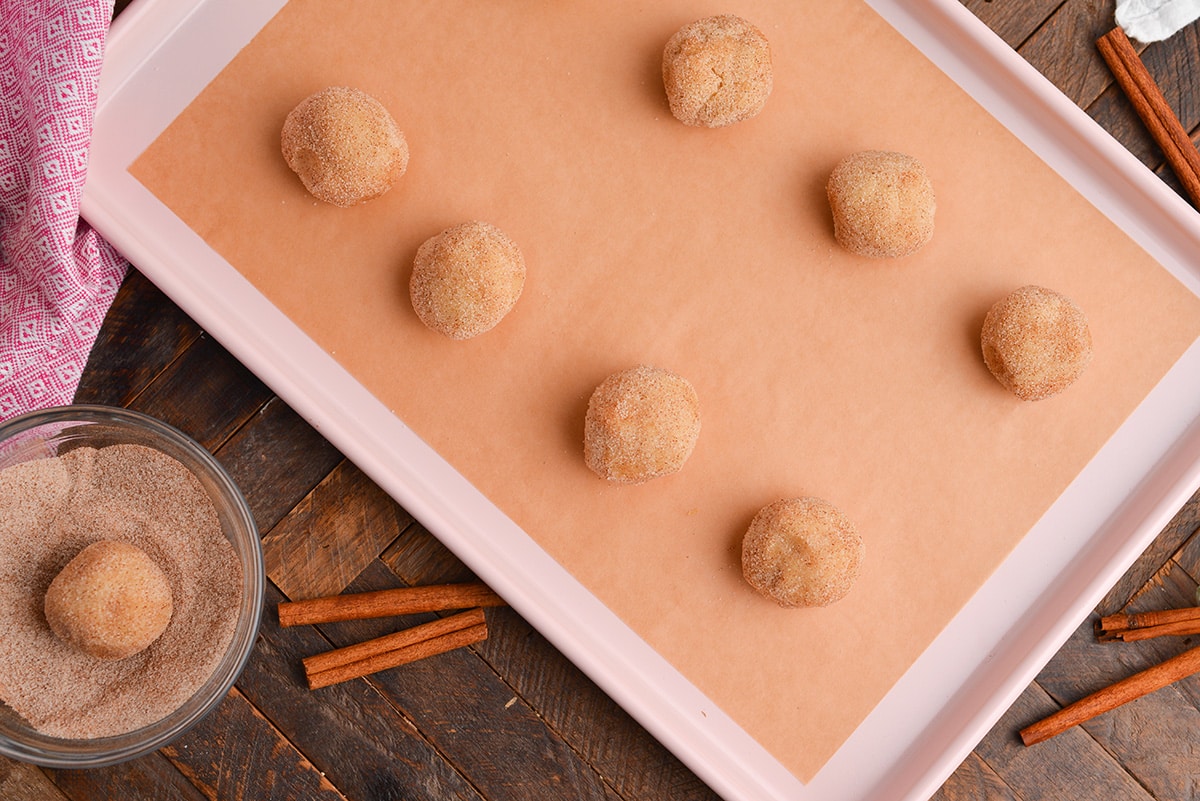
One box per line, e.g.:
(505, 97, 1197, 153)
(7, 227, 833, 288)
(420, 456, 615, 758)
(1097, 606, 1200, 634)
(1095, 606, 1200, 641)
(302, 607, 486, 676)
(1095, 606, 1200, 640)
(278, 582, 505, 627)
(1111, 619, 1200, 642)
(306, 618, 488, 690)
(1096, 27, 1200, 208)
(1020, 644, 1200, 745)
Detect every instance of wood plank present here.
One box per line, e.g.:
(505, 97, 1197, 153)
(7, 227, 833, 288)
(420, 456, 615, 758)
(380, 526, 723, 801)
(1096, 488, 1200, 615)
(45, 754, 207, 801)
(1080, 23, 1200, 189)
(380, 522, 480, 585)
(161, 688, 346, 801)
(475, 607, 721, 801)
(931, 751, 1018, 801)
(211, 395, 344, 536)
(308, 560, 621, 801)
(970, 681, 1153, 801)
(262, 459, 413, 600)
(1138, 21, 1200, 129)
(957, 0, 1065, 49)
(1147, 21, 1200, 201)
(127, 332, 272, 451)
(0, 757, 69, 801)
(997, 4, 1200, 210)
(1041, 565, 1200, 708)
(1079, 689, 1200, 797)
(1169, 514, 1200, 585)
(74, 270, 204, 407)
(1088, 81, 1171, 166)
(235, 583, 487, 801)
(1014, 0, 1118, 108)
(1084, 77, 1200, 185)
(1023, 563, 1200, 798)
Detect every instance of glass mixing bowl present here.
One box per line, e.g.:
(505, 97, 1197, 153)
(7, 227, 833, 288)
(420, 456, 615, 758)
(0, 405, 264, 768)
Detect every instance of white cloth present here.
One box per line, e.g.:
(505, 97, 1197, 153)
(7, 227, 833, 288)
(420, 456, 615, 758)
(1116, 0, 1200, 42)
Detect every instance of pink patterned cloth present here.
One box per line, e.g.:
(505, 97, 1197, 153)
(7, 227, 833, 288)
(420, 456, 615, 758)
(0, 0, 128, 420)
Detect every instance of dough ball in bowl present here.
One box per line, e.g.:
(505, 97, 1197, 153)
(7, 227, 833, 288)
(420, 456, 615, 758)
(826, 150, 935, 258)
(742, 497, 863, 608)
(44, 540, 174, 660)
(981, 284, 1092, 401)
(662, 14, 773, 128)
(584, 366, 701, 484)
(281, 86, 409, 207)
(410, 221, 527, 339)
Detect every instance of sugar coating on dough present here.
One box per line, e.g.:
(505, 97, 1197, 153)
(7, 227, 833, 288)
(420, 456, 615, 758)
(981, 284, 1092, 401)
(826, 150, 935, 258)
(410, 221, 527, 339)
(281, 86, 409, 207)
(44, 540, 174, 660)
(584, 366, 701, 484)
(741, 497, 863, 608)
(662, 15, 773, 128)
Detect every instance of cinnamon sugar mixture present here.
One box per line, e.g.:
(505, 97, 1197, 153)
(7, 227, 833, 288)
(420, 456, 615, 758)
(0, 444, 242, 738)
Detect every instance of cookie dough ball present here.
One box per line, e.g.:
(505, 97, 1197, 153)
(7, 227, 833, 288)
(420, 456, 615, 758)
(584, 366, 701, 484)
(44, 540, 174, 660)
(662, 15, 773, 128)
(981, 285, 1092, 401)
(281, 86, 408, 207)
(826, 150, 935, 258)
(742, 497, 863, 608)
(410, 221, 526, 339)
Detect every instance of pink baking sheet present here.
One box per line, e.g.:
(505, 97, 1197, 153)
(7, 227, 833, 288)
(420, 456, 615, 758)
(120, 0, 1200, 786)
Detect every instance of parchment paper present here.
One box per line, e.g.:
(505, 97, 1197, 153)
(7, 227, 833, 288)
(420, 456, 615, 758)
(130, 0, 1200, 782)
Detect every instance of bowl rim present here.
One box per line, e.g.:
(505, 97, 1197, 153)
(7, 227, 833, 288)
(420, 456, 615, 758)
(0, 404, 265, 768)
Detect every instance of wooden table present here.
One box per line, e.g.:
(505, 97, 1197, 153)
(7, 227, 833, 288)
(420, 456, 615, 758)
(2, 1, 1198, 799)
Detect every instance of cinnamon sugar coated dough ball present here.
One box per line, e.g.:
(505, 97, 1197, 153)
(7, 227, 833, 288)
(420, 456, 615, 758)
(662, 15, 773, 127)
(44, 540, 174, 660)
(742, 497, 863, 608)
(981, 285, 1092, 401)
(584, 366, 701, 484)
(410, 221, 526, 339)
(280, 86, 408, 207)
(826, 150, 935, 258)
